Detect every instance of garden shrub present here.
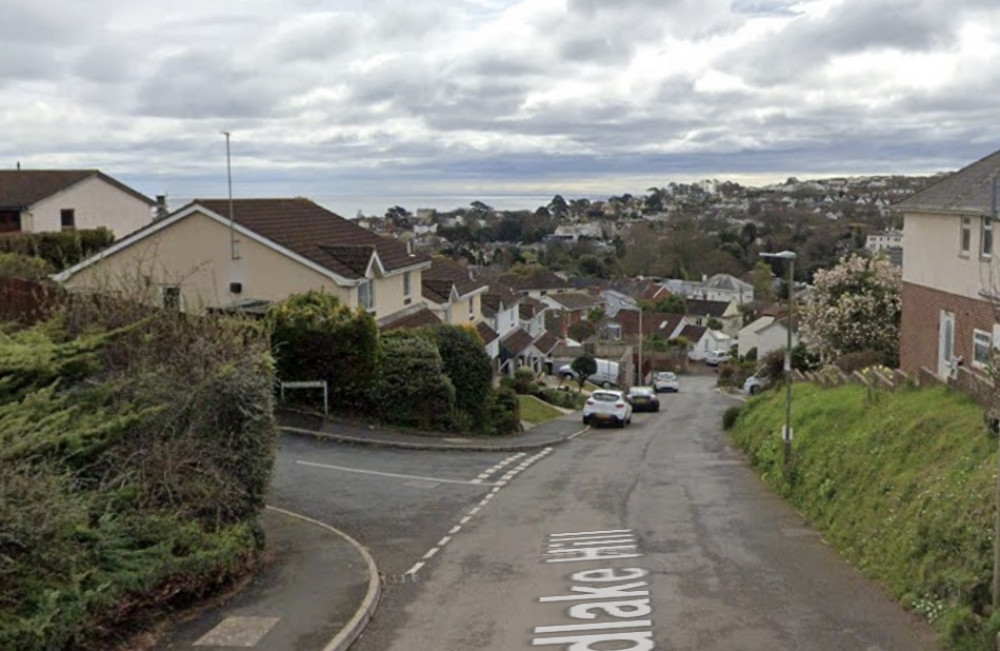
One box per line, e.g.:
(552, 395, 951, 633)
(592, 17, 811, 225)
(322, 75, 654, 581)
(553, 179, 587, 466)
(267, 291, 381, 413)
(722, 405, 741, 430)
(485, 386, 521, 435)
(834, 349, 885, 374)
(426, 324, 492, 423)
(378, 331, 455, 430)
(0, 294, 276, 650)
(0, 252, 55, 281)
(0, 228, 115, 270)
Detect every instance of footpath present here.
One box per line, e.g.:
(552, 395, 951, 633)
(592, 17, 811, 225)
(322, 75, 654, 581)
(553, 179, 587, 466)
(153, 410, 586, 650)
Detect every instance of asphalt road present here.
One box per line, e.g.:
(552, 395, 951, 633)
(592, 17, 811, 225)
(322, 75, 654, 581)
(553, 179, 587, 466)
(271, 375, 941, 651)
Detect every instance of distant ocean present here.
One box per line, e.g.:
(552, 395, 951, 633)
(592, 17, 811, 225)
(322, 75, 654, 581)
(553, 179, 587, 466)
(314, 193, 567, 219)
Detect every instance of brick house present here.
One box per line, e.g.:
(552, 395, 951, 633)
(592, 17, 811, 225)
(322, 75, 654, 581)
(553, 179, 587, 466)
(897, 149, 1000, 379)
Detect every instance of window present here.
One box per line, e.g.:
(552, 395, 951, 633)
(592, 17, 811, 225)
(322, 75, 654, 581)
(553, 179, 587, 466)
(960, 217, 971, 254)
(973, 330, 992, 369)
(468, 297, 475, 318)
(982, 217, 994, 258)
(403, 271, 411, 297)
(358, 279, 374, 311)
(161, 286, 181, 311)
(60, 209, 75, 231)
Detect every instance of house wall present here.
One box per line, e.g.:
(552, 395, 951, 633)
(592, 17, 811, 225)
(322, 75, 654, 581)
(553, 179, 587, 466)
(902, 211, 994, 301)
(756, 325, 797, 359)
(899, 281, 998, 376)
(376, 270, 412, 316)
(61, 211, 351, 311)
(496, 305, 519, 337)
(26, 176, 152, 238)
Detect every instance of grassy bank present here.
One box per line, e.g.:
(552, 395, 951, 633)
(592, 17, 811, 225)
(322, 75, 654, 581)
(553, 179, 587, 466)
(517, 394, 566, 424)
(729, 382, 999, 650)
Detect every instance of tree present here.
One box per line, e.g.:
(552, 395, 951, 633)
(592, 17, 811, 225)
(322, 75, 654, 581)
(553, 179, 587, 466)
(798, 253, 902, 366)
(571, 354, 598, 392)
(656, 295, 687, 314)
(751, 260, 775, 302)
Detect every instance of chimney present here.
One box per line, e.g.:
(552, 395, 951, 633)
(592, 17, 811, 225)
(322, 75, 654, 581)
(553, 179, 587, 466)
(154, 195, 169, 221)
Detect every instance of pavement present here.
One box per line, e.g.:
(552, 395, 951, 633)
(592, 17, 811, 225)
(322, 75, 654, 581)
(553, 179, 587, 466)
(151, 409, 586, 651)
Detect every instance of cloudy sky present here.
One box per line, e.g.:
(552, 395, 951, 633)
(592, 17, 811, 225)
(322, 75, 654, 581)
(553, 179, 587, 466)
(3, 0, 999, 216)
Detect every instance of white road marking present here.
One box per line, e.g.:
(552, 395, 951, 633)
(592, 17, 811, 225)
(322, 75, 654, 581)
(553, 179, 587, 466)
(295, 460, 495, 486)
(405, 446, 555, 578)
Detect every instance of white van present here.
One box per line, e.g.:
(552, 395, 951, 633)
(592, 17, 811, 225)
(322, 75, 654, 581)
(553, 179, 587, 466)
(559, 358, 621, 388)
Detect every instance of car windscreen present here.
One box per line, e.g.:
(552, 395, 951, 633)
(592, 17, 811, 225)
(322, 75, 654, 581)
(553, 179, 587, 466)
(592, 393, 619, 402)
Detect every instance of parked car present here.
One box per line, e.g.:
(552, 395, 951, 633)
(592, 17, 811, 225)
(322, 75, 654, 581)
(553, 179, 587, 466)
(582, 389, 632, 427)
(652, 371, 679, 393)
(743, 372, 772, 395)
(626, 386, 660, 412)
(705, 349, 732, 366)
(559, 358, 621, 388)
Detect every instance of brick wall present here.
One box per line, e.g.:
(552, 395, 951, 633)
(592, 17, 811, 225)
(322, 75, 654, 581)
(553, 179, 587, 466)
(900, 281, 999, 376)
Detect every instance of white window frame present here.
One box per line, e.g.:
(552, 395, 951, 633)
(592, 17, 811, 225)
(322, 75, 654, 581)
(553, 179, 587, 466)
(960, 217, 971, 255)
(358, 279, 375, 312)
(403, 271, 411, 298)
(468, 296, 475, 319)
(981, 217, 993, 259)
(973, 329, 992, 370)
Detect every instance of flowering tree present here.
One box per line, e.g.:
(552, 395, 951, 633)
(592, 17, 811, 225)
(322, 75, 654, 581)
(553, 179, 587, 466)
(799, 253, 902, 366)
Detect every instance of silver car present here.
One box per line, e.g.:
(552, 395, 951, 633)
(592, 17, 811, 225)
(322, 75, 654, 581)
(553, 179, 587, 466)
(652, 371, 679, 393)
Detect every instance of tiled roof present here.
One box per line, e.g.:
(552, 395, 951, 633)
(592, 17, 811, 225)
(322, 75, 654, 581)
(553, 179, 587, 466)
(614, 310, 684, 337)
(377, 304, 442, 331)
(498, 267, 573, 292)
(500, 327, 535, 356)
(193, 198, 428, 280)
(546, 291, 604, 311)
(480, 282, 521, 318)
(0, 169, 154, 209)
(533, 330, 559, 355)
(705, 274, 752, 291)
(896, 149, 1000, 215)
(421, 256, 485, 303)
(475, 320, 499, 345)
(519, 296, 547, 320)
(685, 299, 729, 318)
(679, 324, 707, 342)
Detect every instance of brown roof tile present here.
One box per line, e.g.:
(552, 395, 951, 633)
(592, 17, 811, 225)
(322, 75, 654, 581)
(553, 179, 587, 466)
(500, 327, 535, 356)
(475, 320, 499, 344)
(377, 304, 442, 332)
(533, 330, 559, 355)
(194, 198, 428, 280)
(498, 267, 573, 292)
(680, 324, 707, 341)
(422, 256, 483, 296)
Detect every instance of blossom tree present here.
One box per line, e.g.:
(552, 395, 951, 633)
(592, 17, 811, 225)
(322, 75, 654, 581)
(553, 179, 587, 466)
(799, 253, 902, 366)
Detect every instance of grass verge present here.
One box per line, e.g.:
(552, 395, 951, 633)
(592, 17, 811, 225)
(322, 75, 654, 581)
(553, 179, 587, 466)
(517, 394, 566, 424)
(729, 381, 999, 650)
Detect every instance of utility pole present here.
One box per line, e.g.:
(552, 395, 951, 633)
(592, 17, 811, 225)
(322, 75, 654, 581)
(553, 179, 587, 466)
(222, 131, 239, 260)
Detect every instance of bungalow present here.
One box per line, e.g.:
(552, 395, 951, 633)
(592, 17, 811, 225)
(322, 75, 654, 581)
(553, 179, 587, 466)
(420, 256, 489, 326)
(0, 169, 155, 236)
(53, 198, 431, 321)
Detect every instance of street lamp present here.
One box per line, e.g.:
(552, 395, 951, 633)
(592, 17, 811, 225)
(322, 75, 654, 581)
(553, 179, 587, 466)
(760, 250, 797, 470)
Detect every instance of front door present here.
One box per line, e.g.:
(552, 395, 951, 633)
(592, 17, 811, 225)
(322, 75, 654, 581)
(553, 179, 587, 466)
(938, 310, 955, 379)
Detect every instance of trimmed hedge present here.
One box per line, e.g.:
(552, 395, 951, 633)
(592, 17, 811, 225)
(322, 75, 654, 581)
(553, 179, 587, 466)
(0, 228, 115, 270)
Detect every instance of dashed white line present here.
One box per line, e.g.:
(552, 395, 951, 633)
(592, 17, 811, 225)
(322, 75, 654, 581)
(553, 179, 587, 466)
(406, 446, 554, 578)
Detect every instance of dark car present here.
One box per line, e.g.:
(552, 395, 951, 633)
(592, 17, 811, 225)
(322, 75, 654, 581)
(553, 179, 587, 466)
(625, 386, 660, 412)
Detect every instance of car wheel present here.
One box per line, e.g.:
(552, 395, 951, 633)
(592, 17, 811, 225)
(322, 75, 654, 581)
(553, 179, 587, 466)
(749, 385, 760, 395)
(601, 381, 612, 389)
(653, 406, 660, 412)
(582, 415, 589, 425)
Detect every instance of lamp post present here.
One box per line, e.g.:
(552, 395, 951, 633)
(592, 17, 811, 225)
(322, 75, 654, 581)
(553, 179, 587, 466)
(760, 250, 797, 470)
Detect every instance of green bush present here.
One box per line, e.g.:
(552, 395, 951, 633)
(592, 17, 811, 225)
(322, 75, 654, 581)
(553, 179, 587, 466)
(267, 291, 381, 413)
(722, 405, 742, 430)
(511, 367, 537, 394)
(0, 296, 276, 650)
(0, 228, 115, 270)
(485, 386, 521, 435)
(0, 252, 56, 281)
(378, 331, 455, 430)
(536, 387, 586, 410)
(427, 324, 492, 421)
(834, 349, 885, 374)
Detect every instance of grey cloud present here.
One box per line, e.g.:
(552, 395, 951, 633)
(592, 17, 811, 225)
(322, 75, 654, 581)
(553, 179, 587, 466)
(269, 13, 362, 64)
(722, 0, 966, 85)
(134, 49, 290, 119)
